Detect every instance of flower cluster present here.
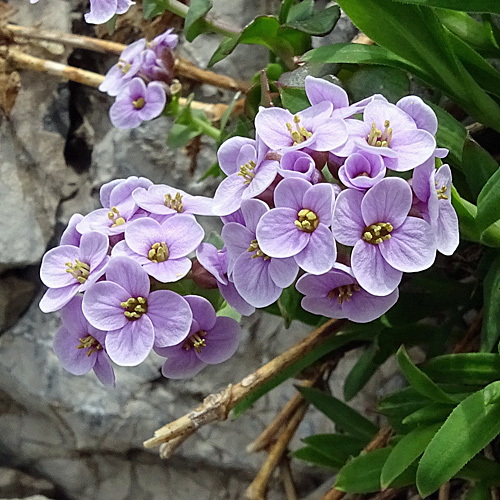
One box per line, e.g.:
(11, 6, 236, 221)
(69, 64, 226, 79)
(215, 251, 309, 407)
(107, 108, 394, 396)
(99, 29, 178, 129)
(40, 76, 460, 386)
(40, 177, 241, 386)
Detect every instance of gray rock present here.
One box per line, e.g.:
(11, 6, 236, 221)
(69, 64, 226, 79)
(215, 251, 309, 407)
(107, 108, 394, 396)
(0, 467, 55, 499)
(0, 274, 36, 333)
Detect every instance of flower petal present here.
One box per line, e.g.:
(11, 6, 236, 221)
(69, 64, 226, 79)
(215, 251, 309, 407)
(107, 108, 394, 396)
(161, 347, 206, 379)
(294, 225, 336, 274)
(301, 296, 345, 319)
(104, 256, 150, 298)
(144, 258, 191, 283)
(219, 281, 255, 316)
(254, 107, 295, 150)
(435, 201, 459, 256)
(79, 231, 109, 269)
(184, 295, 217, 331)
(39, 285, 79, 313)
(268, 257, 299, 288)
(305, 75, 349, 109)
(60, 295, 88, 335)
(40, 245, 80, 288)
(342, 288, 399, 323)
(243, 160, 278, 199)
(53, 326, 96, 375)
(93, 352, 116, 387)
(196, 317, 242, 364)
(274, 177, 311, 212)
(240, 199, 269, 234)
(303, 183, 335, 226)
(162, 215, 205, 258)
(217, 136, 256, 176)
(397, 96, 437, 135)
(331, 188, 365, 246)
(212, 174, 248, 216)
(82, 281, 129, 330)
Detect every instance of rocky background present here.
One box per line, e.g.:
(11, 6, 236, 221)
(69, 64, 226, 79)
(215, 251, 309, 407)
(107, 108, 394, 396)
(0, 1, 396, 499)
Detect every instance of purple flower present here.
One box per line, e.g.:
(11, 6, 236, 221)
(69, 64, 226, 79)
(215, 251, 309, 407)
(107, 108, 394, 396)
(304, 75, 387, 119)
(338, 151, 386, 191)
(278, 150, 322, 184)
(412, 163, 459, 256)
(255, 102, 348, 154)
(82, 257, 192, 366)
(140, 49, 174, 85)
(149, 28, 178, 56)
(54, 296, 115, 387)
(109, 78, 167, 129)
(339, 99, 437, 171)
(332, 178, 436, 296)
(77, 176, 153, 236)
(196, 243, 255, 316)
(256, 178, 337, 275)
(85, 0, 134, 25)
(155, 295, 242, 379)
(133, 184, 213, 216)
(39, 231, 109, 313)
(112, 215, 204, 282)
(60, 213, 84, 246)
(296, 263, 399, 323)
(99, 39, 146, 97)
(212, 136, 278, 216)
(221, 199, 299, 308)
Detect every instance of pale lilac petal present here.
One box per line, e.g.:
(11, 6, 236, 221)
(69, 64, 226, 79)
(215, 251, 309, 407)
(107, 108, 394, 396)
(298, 101, 334, 128)
(60, 214, 84, 246)
(39, 285, 78, 313)
(138, 82, 167, 121)
(302, 296, 345, 318)
(185, 295, 217, 331)
(132, 186, 170, 215)
(361, 177, 412, 228)
(196, 243, 227, 285)
(53, 326, 96, 375)
(79, 232, 109, 269)
(112, 240, 149, 263)
(412, 158, 434, 202)
(196, 317, 242, 364)
(105, 316, 155, 366)
(243, 160, 278, 199)
(60, 295, 88, 335)
(435, 164, 452, 190)
(212, 174, 247, 216)
(236, 144, 257, 168)
(233, 253, 282, 308)
(161, 347, 206, 379)
(109, 177, 153, 215)
(331, 189, 365, 246)
(116, 0, 134, 14)
(312, 119, 348, 151)
(219, 281, 255, 316)
(305, 75, 349, 109)
(221, 223, 255, 272)
(104, 257, 150, 298)
(240, 199, 269, 233)
(110, 98, 142, 129)
(93, 352, 116, 387)
(397, 96, 437, 135)
(268, 257, 299, 288)
(144, 258, 191, 282)
(435, 202, 459, 256)
(183, 195, 214, 215)
(364, 100, 416, 131)
(343, 288, 399, 323)
(40, 245, 80, 288)
(380, 217, 436, 272)
(296, 269, 353, 297)
(303, 183, 334, 226)
(274, 177, 311, 211)
(351, 240, 402, 296)
(254, 107, 295, 150)
(257, 208, 309, 258)
(84, 0, 117, 24)
(294, 225, 336, 274)
(82, 281, 129, 330)
(217, 137, 256, 176)
(147, 290, 192, 347)
(390, 129, 436, 171)
(162, 215, 205, 258)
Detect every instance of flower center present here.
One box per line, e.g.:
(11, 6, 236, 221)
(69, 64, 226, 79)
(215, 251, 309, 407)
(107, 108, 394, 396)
(367, 120, 393, 147)
(362, 222, 393, 245)
(436, 183, 449, 200)
(133, 97, 146, 110)
(183, 331, 207, 353)
(148, 241, 169, 262)
(65, 259, 90, 284)
(247, 239, 271, 260)
(328, 284, 361, 304)
(118, 59, 131, 75)
(121, 297, 148, 320)
(294, 209, 319, 233)
(77, 334, 103, 357)
(238, 160, 256, 184)
(108, 206, 126, 227)
(286, 115, 312, 145)
(164, 192, 184, 212)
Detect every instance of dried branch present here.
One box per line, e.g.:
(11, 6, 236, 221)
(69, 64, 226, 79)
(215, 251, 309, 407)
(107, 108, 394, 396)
(439, 482, 450, 500)
(144, 319, 346, 449)
(320, 426, 393, 500)
(452, 309, 483, 354)
(369, 488, 401, 500)
(4, 24, 250, 92)
(5, 48, 232, 121)
(244, 402, 308, 500)
(279, 457, 298, 500)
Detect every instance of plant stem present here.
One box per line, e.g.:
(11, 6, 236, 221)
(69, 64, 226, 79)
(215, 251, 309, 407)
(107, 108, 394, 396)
(192, 115, 220, 140)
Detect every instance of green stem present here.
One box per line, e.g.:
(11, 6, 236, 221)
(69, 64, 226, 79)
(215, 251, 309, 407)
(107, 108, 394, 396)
(193, 116, 221, 140)
(164, 0, 239, 38)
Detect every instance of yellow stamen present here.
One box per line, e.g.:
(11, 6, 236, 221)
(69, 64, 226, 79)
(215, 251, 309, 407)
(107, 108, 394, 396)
(183, 331, 207, 353)
(148, 242, 169, 263)
(164, 192, 184, 212)
(121, 297, 148, 320)
(238, 160, 257, 185)
(328, 284, 362, 304)
(133, 97, 146, 110)
(367, 120, 393, 147)
(108, 206, 126, 227)
(65, 259, 91, 283)
(247, 239, 271, 261)
(362, 222, 393, 245)
(295, 209, 319, 233)
(77, 335, 103, 357)
(285, 115, 312, 146)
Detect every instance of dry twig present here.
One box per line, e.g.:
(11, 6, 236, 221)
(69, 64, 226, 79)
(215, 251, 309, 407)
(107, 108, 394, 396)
(279, 457, 298, 500)
(144, 319, 346, 449)
(452, 309, 483, 354)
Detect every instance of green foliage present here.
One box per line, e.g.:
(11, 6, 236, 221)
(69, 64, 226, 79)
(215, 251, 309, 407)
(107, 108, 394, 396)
(184, 0, 212, 42)
(477, 168, 500, 233)
(417, 381, 500, 496)
(481, 255, 500, 351)
(391, 0, 500, 14)
(143, 0, 169, 18)
(293, 446, 341, 469)
(283, 5, 340, 36)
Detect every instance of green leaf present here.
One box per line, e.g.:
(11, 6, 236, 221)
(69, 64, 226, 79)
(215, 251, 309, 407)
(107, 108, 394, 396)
(459, 455, 500, 485)
(451, 187, 481, 243)
(279, 0, 297, 24)
(207, 36, 240, 67)
(143, 0, 168, 18)
(279, 86, 310, 113)
(481, 254, 500, 351)
(391, 0, 500, 14)
(477, 166, 500, 232)
(462, 139, 499, 199)
(303, 434, 366, 463)
(397, 346, 458, 404)
(381, 424, 440, 489)
(198, 161, 223, 181)
(283, 5, 340, 36)
(166, 123, 201, 148)
(417, 380, 500, 497)
(184, 0, 212, 42)
(216, 301, 241, 321)
(298, 386, 378, 440)
(423, 353, 500, 385)
(346, 66, 410, 103)
(286, 0, 314, 22)
(465, 482, 491, 500)
(232, 323, 380, 417)
(402, 402, 454, 426)
(378, 386, 432, 419)
(335, 448, 416, 493)
(293, 446, 341, 469)
(277, 284, 302, 329)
